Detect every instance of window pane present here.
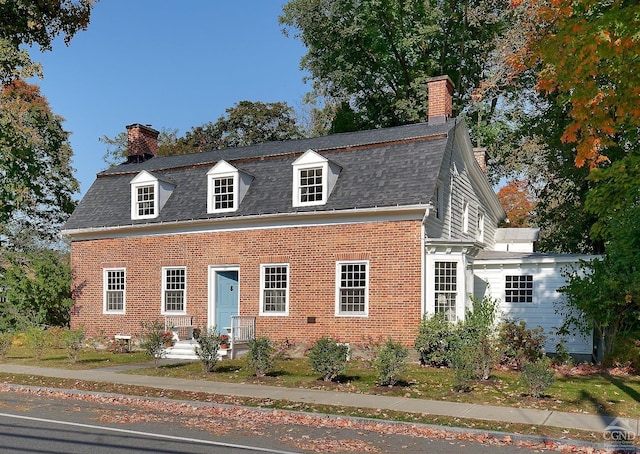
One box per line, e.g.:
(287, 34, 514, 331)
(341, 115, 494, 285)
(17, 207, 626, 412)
(213, 177, 234, 210)
(435, 261, 457, 321)
(505, 275, 533, 303)
(105, 270, 125, 312)
(137, 185, 155, 216)
(263, 266, 288, 313)
(338, 262, 367, 314)
(299, 168, 323, 203)
(164, 268, 185, 312)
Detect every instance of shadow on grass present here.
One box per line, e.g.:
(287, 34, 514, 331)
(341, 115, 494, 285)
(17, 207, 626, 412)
(602, 373, 640, 405)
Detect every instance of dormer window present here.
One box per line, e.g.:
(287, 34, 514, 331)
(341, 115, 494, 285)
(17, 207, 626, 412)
(130, 170, 174, 220)
(292, 150, 341, 208)
(207, 160, 253, 214)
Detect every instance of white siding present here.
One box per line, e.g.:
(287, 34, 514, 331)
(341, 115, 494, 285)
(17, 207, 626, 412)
(473, 260, 593, 355)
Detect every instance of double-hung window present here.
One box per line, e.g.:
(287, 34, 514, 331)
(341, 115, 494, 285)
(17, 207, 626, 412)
(163, 267, 186, 313)
(104, 268, 126, 314)
(336, 261, 369, 316)
(135, 184, 155, 217)
(260, 264, 289, 315)
(299, 167, 323, 203)
(434, 261, 457, 321)
(213, 176, 234, 210)
(292, 149, 341, 207)
(505, 275, 533, 303)
(207, 160, 253, 213)
(130, 171, 169, 220)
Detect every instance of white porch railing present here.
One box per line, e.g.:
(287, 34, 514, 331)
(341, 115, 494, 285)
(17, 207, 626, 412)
(230, 316, 256, 359)
(164, 315, 194, 340)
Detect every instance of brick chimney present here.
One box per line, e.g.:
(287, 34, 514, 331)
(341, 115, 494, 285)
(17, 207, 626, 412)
(473, 147, 488, 174)
(126, 123, 159, 163)
(427, 75, 454, 125)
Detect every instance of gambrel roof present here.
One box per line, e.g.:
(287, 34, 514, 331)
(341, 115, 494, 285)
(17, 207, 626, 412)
(64, 120, 458, 232)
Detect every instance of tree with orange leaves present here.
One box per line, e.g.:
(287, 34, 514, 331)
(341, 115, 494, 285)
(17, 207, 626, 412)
(496, 179, 536, 227)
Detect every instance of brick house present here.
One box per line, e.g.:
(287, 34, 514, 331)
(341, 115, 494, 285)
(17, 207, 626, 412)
(63, 76, 593, 357)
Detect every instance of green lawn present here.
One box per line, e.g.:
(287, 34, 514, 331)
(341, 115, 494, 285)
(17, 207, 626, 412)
(3, 345, 639, 419)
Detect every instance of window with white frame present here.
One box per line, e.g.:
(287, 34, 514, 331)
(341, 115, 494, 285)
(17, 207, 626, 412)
(260, 264, 289, 315)
(213, 176, 234, 210)
(476, 209, 485, 242)
(462, 200, 469, 233)
(135, 184, 155, 217)
(336, 261, 368, 316)
(434, 261, 457, 321)
(104, 268, 126, 313)
(163, 267, 186, 313)
(505, 275, 533, 303)
(299, 167, 323, 203)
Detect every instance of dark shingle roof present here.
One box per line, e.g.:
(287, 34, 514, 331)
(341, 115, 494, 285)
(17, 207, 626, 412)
(64, 120, 456, 231)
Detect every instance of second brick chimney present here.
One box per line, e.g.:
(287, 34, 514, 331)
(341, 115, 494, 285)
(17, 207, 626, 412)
(427, 75, 454, 125)
(126, 123, 159, 163)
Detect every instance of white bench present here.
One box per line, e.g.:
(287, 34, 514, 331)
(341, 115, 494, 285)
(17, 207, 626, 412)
(164, 315, 194, 340)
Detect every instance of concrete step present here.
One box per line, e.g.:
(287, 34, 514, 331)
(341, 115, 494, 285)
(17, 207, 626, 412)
(164, 340, 231, 360)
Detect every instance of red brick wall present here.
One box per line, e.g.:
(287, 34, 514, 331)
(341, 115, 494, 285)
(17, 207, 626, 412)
(70, 219, 423, 346)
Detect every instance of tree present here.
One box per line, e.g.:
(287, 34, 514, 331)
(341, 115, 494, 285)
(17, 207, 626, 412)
(183, 100, 304, 151)
(496, 179, 535, 227)
(0, 246, 74, 329)
(0, 0, 94, 83)
(0, 80, 78, 241)
(280, 0, 509, 130)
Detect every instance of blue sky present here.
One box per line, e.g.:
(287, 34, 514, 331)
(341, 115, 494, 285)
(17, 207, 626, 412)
(30, 1, 308, 196)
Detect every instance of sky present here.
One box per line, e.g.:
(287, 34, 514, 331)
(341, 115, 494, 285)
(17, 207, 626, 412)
(29, 1, 309, 197)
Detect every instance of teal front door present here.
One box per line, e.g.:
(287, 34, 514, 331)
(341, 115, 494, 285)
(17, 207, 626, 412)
(215, 270, 238, 334)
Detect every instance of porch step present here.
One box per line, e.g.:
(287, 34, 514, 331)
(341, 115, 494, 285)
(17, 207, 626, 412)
(164, 339, 233, 360)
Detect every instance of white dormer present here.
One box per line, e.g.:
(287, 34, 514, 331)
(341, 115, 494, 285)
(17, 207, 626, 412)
(292, 149, 341, 207)
(130, 170, 174, 220)
(207, 160, 253, 213)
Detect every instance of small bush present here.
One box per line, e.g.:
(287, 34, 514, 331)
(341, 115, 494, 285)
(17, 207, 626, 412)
(247, 337, 275, 377)
(308, 336, 349, 382)
(0, 332, 13, 360)
(24, 326, 49, 360)
(195, 328, 222, 372)
(451, 344, 477, 392)
(520, 357, 555, 398)
(63, 327, 86, 364)
(415, 312, 457, 367)
(139, 320, 169, 368)
(374, 338, 408, 387)
(497, 319, 546, 370)
(552, 338, 574, 366)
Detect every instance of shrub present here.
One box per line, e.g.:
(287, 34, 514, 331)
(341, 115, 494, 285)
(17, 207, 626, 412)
(458, 296, 500, 380)
(497, 319, 546, 370)
(24, 325, 48, 360)
(552, 338, 574, 366)
(0, 332, 13, 360)
(451, 344, 477, 392)
(308, 336, 349, 382)
(415, 312, 457, 367)
(520, 357, 555, 398)
(195, 328, 222, 372)
(139, 320, 169, 368)
(247, 337, 275, 377)
(374, 338, 408, 386)
(63, 327, 86, 364)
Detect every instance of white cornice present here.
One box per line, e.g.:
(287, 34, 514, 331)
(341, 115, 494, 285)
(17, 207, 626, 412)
(62, 205, 429, 241)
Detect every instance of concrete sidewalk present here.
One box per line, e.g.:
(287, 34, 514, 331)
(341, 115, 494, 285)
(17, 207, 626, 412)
(0, 361, 638, 436)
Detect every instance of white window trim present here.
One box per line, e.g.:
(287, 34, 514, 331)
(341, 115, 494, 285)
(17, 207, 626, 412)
(504, 274, 535, 304)
(426, 256, 465, 322)
(293, 164, 327, 207)
(476, 209, 485, 243)
(103, 268, 126, 314)
(462, 200, 469, 233)
(335, 260, 369, 317)
(161, 266, 187, 315)
(259, 263, 290, 316)
(131, 181, 158, 220)
(208, 171, 238, 213)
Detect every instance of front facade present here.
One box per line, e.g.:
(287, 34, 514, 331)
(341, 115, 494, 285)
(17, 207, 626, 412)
(64, 76, 592, 355)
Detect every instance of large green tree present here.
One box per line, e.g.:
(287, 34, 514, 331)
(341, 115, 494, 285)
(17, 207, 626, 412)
(280, 0, 509, 130)
(0, 80, 78, 242)
(0, 0, 93, 83)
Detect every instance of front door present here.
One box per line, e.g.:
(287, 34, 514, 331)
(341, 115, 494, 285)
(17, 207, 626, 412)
(214, 270, 238, 334)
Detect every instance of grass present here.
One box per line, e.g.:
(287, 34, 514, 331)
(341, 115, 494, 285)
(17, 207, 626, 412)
(1, 343, 639, 446)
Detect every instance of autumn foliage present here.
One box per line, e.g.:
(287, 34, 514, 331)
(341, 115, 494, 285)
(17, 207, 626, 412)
(505, 0, 639, 169)
(497, 179, 536, 227)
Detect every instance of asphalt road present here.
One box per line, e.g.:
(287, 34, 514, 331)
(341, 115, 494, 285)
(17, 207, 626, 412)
(0, 388, 566, 453)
